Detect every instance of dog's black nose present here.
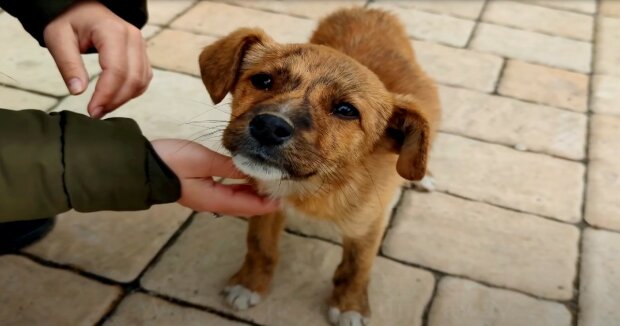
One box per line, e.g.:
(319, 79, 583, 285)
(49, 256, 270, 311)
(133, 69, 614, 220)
(249, 114, 294, 146)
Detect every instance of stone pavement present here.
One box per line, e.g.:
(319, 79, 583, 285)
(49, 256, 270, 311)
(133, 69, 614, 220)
(0, 0, 618, 325)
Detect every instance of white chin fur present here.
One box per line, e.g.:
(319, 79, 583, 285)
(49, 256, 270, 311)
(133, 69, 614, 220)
(232, 154, 289, 181)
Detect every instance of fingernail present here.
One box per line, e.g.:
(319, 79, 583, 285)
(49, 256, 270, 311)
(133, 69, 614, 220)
(91, 107, 104, 119)
(67, 78, 83, 95)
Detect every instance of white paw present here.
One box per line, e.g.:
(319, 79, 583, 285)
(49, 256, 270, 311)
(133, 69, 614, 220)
(222, 284, 261, 310)
(328, 307, 370, 326)
(411, 175, 436, 192)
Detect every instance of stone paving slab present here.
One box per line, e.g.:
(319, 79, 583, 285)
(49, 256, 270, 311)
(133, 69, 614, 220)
(591, 75, 620, 116)
(600, 0, 620, 18)
(24, 204, 191, 283)
(224, 0, 366, 20)
(383, 191, 579, 300)
(579, 228, 620, 326)
(142, 214, 435, 326)
(148, 29, 216, 76)
(0, 13, 100, 96)
(142, 25, 162, 39)
(375, 0, 486, 20)
(595, 17, 620, 77)
(0, 255, 121, 326)
(414, 41, 503, 93)
(522, 0, 597, 14)
(106, 293, 246, 326)
(470, 22, 591, 73)
(429, 133, 585, 223)
(3, 0, 619, 324)
(498, 60, 589, 112)
(428, 277, 572, 326)
(148, 0, 197, 26)
(483, 1, 593, 41)
(439, 85, 587, 160)
(54, 69, 231, 153)
(371, 3, 475, 47)
(0, 85, 57, 111)
(171, 1, 315, 43)
(586, 114, 620, 231)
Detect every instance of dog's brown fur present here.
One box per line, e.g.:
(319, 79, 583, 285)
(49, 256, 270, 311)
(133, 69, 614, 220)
(199, 8, 440, 324)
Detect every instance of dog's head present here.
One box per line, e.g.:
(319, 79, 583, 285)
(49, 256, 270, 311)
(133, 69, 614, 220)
(199, 28, 430, 186)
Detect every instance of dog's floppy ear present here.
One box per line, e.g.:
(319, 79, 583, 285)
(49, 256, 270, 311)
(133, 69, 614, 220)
(388, 94, 431, 181)
(199, 28, 272, 104)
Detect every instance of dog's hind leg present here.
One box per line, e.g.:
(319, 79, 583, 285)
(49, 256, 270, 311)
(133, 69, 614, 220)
(222, 212, 286, 310)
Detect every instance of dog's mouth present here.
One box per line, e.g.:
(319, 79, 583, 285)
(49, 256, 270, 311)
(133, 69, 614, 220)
(231, 151, 317, 181)
(232, 152, 289, 181)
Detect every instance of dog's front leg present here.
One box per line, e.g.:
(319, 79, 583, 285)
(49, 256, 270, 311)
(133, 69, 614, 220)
(328, 226, 383, 326)
(223, 212, 286, 310)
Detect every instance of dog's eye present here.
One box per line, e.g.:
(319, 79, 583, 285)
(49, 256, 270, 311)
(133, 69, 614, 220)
(250, 73, 273, 90)
(332, 103, 359, 119)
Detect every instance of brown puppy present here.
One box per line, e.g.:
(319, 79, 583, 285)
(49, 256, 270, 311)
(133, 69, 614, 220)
(198, 8, 440, 325)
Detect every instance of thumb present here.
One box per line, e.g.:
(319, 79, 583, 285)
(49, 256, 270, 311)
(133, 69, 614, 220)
(45, 25, 89, 95)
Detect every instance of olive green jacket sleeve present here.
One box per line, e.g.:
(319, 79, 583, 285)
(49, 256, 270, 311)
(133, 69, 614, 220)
(0, 109, 181, 222)
(0, 0, 148, 46)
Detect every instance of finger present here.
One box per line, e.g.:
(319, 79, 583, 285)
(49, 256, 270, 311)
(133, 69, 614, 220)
(87, 26, 128, 118)
(45, 25, 88, 95)
(180, 179, 279, 217)
(164, 140, 247, 179)
(141, 38, 153, 95)
(197, 148, 247, 179)
(105, 28, 150, 110)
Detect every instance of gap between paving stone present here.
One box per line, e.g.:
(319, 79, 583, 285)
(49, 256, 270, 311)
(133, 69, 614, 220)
(10, 190, 587, 326)
(439, 130, 585, 164)
(572, 2, 601, 324)
(373, 0, 487, 21)
(253, 219, 580, 310)
(521, 0, 598, 15)
(482, 1, 594, 43)
(383, 191, 579, 301)
(92, 212, 199, 325)
(0, 255, 122, 326)
(140, 215, 436, 326)
(370, 2, 476, 48)
(464, 0, 489, 47)
(0, 1, 600, 324)
(469, 22, 592, 74)
(428, 276, 573, 326)
(138, 290, 262, 326)
(103, 292, 249, 326)
(239, 205, 578, 306)
(438, 86, 587, 161)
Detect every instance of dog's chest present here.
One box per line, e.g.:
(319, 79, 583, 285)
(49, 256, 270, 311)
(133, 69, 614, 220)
(282, 201, 342, 242)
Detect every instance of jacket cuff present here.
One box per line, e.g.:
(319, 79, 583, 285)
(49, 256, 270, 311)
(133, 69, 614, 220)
(0, 0, 148, 47)
(60, 111, 180, 212)
(0, 0, 77, 47)
(146, 143, 182, 205)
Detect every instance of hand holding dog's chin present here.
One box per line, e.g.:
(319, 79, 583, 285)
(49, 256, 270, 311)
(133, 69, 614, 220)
(43, 0, 152, 119)
(151, 139, 280, 217)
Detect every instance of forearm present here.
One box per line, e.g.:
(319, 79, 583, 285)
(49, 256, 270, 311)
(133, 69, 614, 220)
(0, 109, 180, 222)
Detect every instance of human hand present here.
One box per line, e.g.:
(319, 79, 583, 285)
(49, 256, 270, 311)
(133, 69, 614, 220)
(43, 0, 152, 119)
(151, 139, 280, 217)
